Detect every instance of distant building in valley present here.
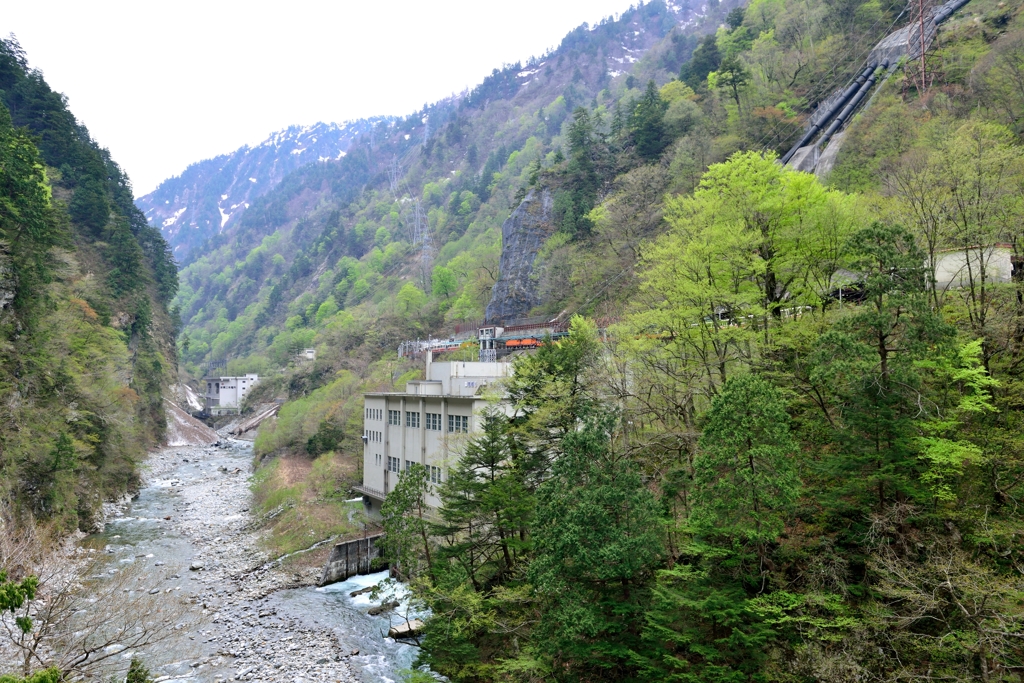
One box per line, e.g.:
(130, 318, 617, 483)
(203, 374, 259, 415)
(355, 354, 512, 516)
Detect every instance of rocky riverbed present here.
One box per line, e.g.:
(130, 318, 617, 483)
(91, 440, 420, 683)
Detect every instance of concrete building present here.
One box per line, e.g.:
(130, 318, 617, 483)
(203, 374, 259, 415)
(933, 244, 1013, 291)
(354, 356, 513, 515)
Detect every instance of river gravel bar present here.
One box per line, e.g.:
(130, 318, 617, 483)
(100, 441, 362, 683)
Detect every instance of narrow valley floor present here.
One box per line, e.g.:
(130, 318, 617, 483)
(92, 441, 383, 683)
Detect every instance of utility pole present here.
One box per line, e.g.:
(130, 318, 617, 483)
(918, 0, 927, 90)
(905, 0, 939, 97)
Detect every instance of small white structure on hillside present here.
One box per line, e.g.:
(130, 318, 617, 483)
(932, 245, 1013, 291)
(354, 354, 512, 516)
(203, 374, 259, 415)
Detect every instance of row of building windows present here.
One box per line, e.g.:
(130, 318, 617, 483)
(366, 430, 382, 443)
(365, 408, 382, 420)
(374, 409, 471, 433)
(383, 456, 445, 483)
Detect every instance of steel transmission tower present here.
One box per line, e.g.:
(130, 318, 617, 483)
(412, 199, 432, 289)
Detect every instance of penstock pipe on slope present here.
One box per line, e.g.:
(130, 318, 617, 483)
(816, 60, 889, 148)
(933, 0, 972, 25)
(780, 63, 877, 165)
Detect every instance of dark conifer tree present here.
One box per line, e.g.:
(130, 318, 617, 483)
(630, 80, 669, 160)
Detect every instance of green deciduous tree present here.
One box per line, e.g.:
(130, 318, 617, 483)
(315, 296, 339, 325)
(0, 669, 60, 683)
(617, 151, 859, 427)
(913, 339, 996, 504)
(934, 122, 1024, 369)
(396, 282, 428, 316)
(0, 569, 37, 636)
(431, 265, 458, 300)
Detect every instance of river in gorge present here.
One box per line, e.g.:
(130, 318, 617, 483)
(83, 439, 428, 683)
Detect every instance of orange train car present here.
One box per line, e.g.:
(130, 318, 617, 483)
(504, 338, 540, 349)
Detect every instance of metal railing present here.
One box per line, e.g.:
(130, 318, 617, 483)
(352, 484, 386, 499)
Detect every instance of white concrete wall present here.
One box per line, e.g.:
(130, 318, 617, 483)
(362, 397, 388, 500)
(205, 374, 259, 413)
(361, 393, 487, 509)
(933, 246, 1012, 290)
(426, 361, 512, 396)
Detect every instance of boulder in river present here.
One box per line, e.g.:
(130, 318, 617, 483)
(388, 619, 424, 638)
(367, 600, 399, 616)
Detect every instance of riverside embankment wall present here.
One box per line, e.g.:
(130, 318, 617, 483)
(319, 534, 384, 586)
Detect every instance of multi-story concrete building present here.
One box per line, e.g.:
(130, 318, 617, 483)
(355, 355, 512, 515)
(203, 374, 259, 415)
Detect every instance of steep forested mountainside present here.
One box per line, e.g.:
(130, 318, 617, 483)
(174, 0, 737, 369)
(136, 119, 388, 262)
(0, 38, 177, 532)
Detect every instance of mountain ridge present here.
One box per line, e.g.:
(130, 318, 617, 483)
(172, 0, 741, 365)
(136, 118, 389, 261)
(140, 0, 722, 265)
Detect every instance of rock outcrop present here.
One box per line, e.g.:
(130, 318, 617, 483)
(484, 188, 555, 323)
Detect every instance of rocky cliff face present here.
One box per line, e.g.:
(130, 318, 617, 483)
(135, 119, 386, 262)
(485, 188, 555, 324)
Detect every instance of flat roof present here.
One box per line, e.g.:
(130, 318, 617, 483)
(364, 392, 488, 399)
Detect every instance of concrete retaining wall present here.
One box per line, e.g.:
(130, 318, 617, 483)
(318, 534, 385, 586)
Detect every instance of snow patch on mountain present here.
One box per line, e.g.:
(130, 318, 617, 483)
(135, 118, 387, 261)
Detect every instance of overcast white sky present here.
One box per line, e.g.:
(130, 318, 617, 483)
(3, 1, 638, 197)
